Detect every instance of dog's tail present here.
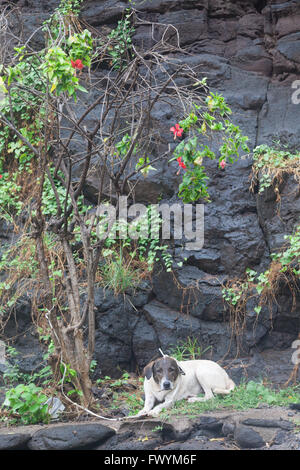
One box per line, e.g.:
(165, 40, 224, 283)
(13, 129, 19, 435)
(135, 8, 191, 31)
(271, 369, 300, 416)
(227, 378, 235, 391)
(213, 378, 235, 395)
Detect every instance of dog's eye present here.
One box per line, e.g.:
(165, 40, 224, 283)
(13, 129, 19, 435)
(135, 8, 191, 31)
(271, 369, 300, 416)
(169, 367, 175, 372)
(156, 368, 163, 373)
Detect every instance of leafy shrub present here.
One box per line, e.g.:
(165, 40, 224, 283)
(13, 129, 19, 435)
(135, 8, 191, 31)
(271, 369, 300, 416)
(169, 93, 250, 203)
(0, 173, 22, 217)
(41, 29, 92, 99)
(272, 225, 300, 277)
(107, 14, 135, 69)
(0, 55, 44, 173)
(2, 383, 50, 424)
(223, 225, 300, 314)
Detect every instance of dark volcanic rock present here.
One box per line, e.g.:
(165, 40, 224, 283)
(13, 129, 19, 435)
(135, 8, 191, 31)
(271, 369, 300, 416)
(1, 0, 300, 380)
(1, 296, 45, 376)
(143, 299, 237, 360)
(28, 423, 115, 450)
(234, 424, 266, 449)
(0, 432, 31, 450)
(242, 418, 294, 431)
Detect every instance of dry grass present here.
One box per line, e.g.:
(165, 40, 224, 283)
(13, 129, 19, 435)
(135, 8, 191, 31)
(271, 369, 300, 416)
(250, 146, 300, 200)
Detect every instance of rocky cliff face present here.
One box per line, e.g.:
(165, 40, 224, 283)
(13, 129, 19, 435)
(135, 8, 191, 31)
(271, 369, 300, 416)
(1, 0, 300, 380)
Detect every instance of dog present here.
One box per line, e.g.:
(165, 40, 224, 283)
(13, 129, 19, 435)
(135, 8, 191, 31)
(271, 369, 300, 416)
(136, 354, 235, 417)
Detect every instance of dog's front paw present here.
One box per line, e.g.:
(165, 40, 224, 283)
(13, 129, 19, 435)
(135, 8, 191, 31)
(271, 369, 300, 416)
(124, 414, 142, 420)
(136, 410, 149, 418)
(187, 396, 199, 403)
(147, 410, 161, 418)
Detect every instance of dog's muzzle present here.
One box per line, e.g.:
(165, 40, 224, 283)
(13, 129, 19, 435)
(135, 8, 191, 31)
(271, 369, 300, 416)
(162, 380, 172, 390)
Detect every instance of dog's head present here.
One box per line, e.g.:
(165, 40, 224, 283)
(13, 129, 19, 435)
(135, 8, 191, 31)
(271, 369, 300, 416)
(143, 356, 185, 391)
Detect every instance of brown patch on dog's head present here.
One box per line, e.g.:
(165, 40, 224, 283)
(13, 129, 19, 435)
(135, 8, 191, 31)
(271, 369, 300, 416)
(143, 356, 185, 390)
(143, 360, 156, 380)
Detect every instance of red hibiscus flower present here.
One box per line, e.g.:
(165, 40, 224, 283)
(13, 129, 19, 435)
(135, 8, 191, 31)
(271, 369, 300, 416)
(71, 59, 84, 70)
(176, 157, 187, 174)
(170, 123, 184, 139)
(0, 175, 2, 179)
(177, 157, 186, 169)
(219, 159, 226, 170)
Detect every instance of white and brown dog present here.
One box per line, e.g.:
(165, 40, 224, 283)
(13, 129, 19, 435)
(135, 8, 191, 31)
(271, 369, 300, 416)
(136, 355, 235, 417)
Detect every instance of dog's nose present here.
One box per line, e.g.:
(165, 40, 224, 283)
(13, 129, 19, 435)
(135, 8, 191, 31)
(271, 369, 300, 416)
(163, 381, 171, 390)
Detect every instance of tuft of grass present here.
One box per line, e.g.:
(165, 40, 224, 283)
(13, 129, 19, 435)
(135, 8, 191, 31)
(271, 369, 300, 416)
(99, 250, 141, 295)
(251, 144, 300, 195)
(170, 337, 212, 361)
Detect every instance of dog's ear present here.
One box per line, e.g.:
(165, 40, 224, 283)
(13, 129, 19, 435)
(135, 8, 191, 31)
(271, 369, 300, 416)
(143, 361, 154, 380)
(178, 365, 185, 375)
